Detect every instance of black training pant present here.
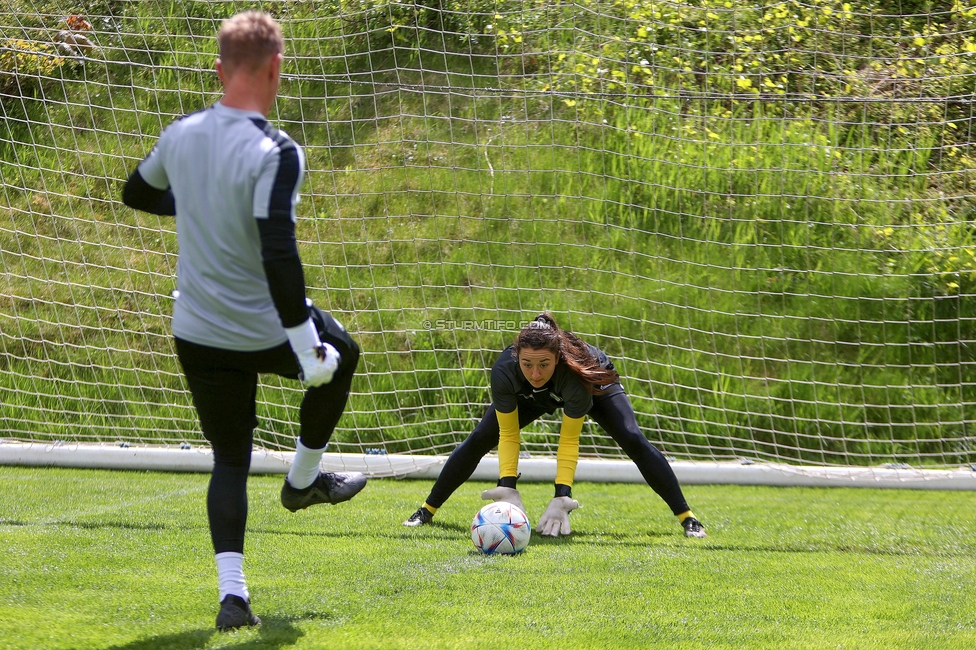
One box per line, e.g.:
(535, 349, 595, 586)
(425, 387, 691, 516)
(176, 308, 359, 554)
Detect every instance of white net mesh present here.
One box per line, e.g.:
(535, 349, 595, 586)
(2, 0, 975, 480)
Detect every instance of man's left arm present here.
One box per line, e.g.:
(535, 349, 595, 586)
(254, 138, 308, 329)
(255, 139, 339, 387)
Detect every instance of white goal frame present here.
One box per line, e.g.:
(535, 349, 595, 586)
(3, 442, 975, 491)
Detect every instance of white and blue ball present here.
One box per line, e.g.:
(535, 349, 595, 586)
(471, 501, 531, 555)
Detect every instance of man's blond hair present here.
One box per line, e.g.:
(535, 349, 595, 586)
(217, 10, 283, 74)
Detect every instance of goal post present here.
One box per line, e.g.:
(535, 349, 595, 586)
(3, 442, 976, 490)
(2, 0, 975, 488)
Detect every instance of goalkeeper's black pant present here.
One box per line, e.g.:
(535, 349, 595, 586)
(175, 307, 359, 555)
(425, 388, 691, 516)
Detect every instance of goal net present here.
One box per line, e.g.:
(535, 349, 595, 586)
(2, 0, 975, 487)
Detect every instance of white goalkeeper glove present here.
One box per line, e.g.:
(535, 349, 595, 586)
(537, 496, 580, 537)
(480, 486, 524, 511)
(294, 344, 340, 386)
(286, 318, 341, 387)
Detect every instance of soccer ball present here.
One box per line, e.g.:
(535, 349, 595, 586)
(471, 501, 531, 555)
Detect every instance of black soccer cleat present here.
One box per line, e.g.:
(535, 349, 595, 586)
(280, 471, 367, 512)
(682, 516, 707, 538)
(402, 506, 434, 527)
(216, 594, 261, 631)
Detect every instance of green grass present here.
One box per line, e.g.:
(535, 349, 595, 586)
(2, 465, 975, 649)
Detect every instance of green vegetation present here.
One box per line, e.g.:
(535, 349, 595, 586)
(1, 466, 975, 649)
(1, 1, 975, 465)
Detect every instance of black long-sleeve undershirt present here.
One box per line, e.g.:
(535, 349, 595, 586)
(256, 217, 307, 329)
(121, 168, 176, 216)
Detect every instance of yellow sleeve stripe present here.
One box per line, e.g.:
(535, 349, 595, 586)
(555, 414, 584, 487)
(496, 408, 520, 479)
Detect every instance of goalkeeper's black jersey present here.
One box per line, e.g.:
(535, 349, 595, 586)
(489, 344, 616, 418)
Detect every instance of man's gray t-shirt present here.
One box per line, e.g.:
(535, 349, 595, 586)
(138, 103, 305, 351)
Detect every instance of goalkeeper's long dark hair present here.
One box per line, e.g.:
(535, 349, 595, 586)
(513, 313, 619, 395)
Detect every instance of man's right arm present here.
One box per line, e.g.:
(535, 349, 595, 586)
(122, 136, 175, 216)
(122, 168, 176, 216)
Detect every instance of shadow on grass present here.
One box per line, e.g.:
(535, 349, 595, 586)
(249, 521, 472, 539)
(66, 520, 170, 531)
(251, 523, 685, 546)
(104, 616, 304, 649)
(19, 518, 961, 558)
(698, 542, 954, 557)
(23, 515, 963, 559)
(460, 529, 971, 558)
(104, 629, 215, 650)
(6, 519, 198, 532)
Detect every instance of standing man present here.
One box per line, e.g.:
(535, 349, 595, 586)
(122, 10, 366, 631)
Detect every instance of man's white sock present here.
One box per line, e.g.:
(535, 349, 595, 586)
(215, 551, 249, 602)
(287, 440, 324, 490)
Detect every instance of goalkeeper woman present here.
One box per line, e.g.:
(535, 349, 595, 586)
(403, 314, 706, 538)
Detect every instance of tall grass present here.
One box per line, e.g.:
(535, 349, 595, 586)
(1, 1, 974, 467)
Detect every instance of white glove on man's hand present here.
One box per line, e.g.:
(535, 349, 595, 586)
(537, 496, 580, 537)
(295, 343, 340, 387)
(286, 318, 341, 387)
(480, 486, 524, 511)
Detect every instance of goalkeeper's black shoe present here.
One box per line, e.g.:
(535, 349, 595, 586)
(682, 517, 707, 538)
(216, 595, 260, 631)
(280, 472, 367, 512)
(402, 506, 434, 527)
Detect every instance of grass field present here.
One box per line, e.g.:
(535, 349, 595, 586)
(1, 465, 975, 649)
